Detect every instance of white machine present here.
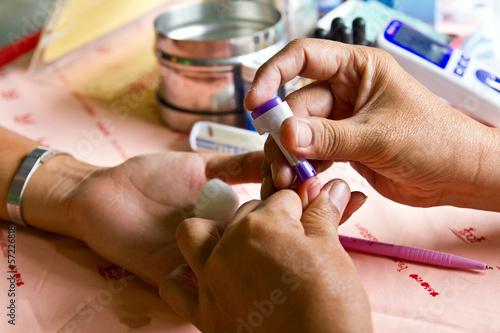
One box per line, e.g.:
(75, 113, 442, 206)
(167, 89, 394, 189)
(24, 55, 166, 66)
(376, 19, 500, 127)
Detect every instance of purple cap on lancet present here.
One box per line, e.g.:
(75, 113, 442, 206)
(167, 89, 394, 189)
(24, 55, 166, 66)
(251, 96, 283, 120)
(293, 161, 317, 182)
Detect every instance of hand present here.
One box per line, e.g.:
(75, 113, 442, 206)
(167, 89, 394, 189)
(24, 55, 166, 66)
(160, 179, 373, 333)
(23, 151, 263, 287)
(244, 38, 500, 211)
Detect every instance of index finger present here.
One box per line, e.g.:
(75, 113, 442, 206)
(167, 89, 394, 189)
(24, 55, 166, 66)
(204, 151, 264, 184)
(244, 38, 354, 111)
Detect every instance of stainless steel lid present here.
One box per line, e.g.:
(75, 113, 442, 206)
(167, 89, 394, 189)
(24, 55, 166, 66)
(154, 1, 285, 62)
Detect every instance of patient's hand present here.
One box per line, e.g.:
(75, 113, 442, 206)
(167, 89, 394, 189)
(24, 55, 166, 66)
(24, 151, 262, 287)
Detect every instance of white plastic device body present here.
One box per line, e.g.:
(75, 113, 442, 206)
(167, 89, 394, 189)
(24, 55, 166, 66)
(251, 97, 316, 182)
(376, 19, 500, 127)
(252, 101, 303, 167)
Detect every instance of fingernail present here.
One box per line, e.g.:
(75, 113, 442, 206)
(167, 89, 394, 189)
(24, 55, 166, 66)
(244, 87, 253, 98)
(354, 194, 368, 206)
(345, 194, 367, 217)
(307, 178, 321, 203)
(329, 181, 350, 215)
(270, 162, 278, 183)
(295, 119, 313, 148)
(261, 177, 271, 200)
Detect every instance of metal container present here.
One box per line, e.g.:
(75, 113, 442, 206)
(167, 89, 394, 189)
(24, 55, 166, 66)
(154, 1, 285, 132)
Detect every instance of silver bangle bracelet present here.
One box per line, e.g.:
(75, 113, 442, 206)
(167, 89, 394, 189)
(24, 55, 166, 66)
(7, 146, 68, 227)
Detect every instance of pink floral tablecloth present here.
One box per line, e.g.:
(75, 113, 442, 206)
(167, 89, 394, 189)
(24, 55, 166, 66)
(1, 57, 500, 333)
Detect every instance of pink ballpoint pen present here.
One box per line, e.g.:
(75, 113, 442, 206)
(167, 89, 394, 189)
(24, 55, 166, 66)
(339, 235, 493, 270)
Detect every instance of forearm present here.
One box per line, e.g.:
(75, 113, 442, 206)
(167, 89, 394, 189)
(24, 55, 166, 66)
(445, 123, 500, 212)
(0, 127, 98, 239)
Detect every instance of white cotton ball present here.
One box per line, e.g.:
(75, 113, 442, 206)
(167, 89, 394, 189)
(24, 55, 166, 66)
(194, 179, 240, 222)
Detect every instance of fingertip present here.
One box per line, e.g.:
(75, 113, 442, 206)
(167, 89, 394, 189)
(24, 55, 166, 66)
(301, 179, 350, 236)
(260, 159, 274, 200)
(264, 138, 296, 190)
(260, 178, 275, 200)
(325, 179, 351, 216)
(270, 162, 279, 184)
(272, 162, 296, 189)
(297, 176, 321, 209)
(339, 191, 367, 225)
(243, 87, 257, 111)
(350, 191, 368, 206)
(243, 81, 279, 111)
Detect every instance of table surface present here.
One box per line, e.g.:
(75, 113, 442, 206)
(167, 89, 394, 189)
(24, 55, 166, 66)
(1, 53, 500, 333)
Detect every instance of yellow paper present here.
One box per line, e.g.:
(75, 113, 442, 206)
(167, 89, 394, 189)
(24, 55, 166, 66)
(43, 0, 166, 63)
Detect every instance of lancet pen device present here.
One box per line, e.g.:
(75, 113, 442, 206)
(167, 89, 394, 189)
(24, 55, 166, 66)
(252, 97, 316, 182)
(339, 235, 492, 270)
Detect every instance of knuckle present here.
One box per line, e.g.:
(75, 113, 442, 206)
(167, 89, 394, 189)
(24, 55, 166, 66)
(239, 199, 261, 212)
(367, 47, 396, 66)
(235, 209, 288, 239)
(288, 37, 308, 49)
(316, 120, 340, 158)
(235, 213, 266, 238)
(175, 218, 200, 241)
(307, 197, 340, 222)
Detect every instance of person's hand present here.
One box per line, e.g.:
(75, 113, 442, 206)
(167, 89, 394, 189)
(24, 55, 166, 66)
(23, 151, 263, 287)
(244, 38, 500, 212)
(160, 179, 373, 333)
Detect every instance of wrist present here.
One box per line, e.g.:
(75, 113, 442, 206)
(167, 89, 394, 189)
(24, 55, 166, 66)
(21, 154, 99, 240)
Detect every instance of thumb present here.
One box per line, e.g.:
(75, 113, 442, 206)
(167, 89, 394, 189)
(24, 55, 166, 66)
(301, 179, 351, 236)
(281, 116, 368, 161)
